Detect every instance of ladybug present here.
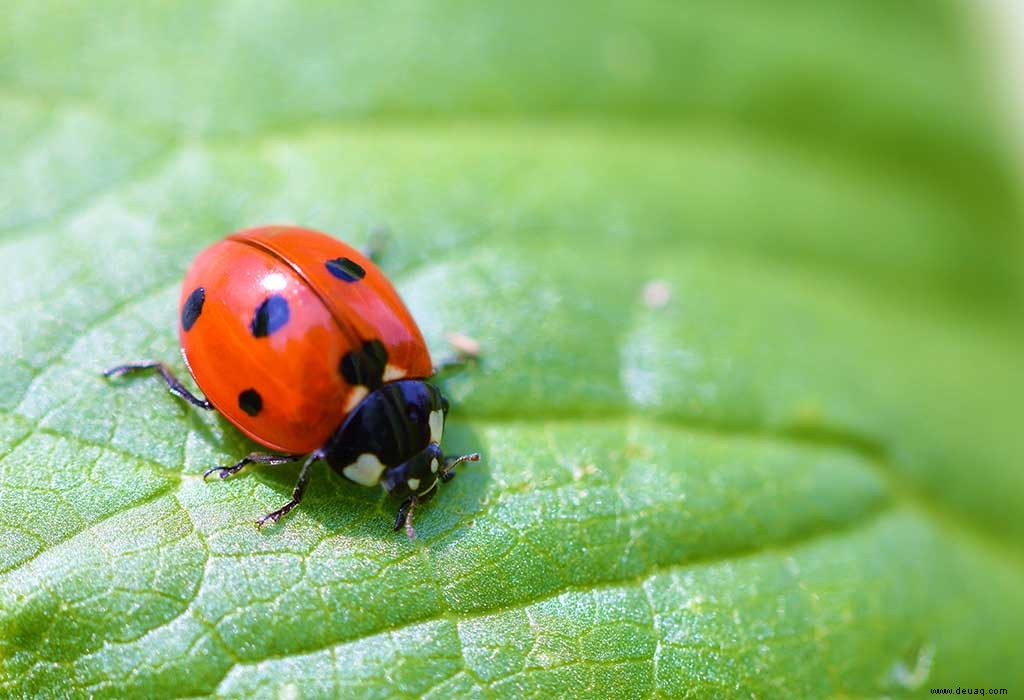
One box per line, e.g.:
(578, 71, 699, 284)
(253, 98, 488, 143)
(105, 225, 479, 538)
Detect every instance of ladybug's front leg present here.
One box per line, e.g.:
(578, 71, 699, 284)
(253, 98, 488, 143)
(255, 451, 321, 529)
(389, 453, 480, 539)
(393, 495, 419, 540)
(104, 361, 213, 410)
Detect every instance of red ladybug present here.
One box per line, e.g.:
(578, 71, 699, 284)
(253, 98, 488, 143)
(106, 225, 478, 537)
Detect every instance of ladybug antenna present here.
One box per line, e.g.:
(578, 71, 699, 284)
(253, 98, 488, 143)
(439, 452, 480, 483)
(446, 452, 480, 468)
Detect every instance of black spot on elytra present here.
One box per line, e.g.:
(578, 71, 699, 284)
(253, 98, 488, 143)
(251, 295, 290, 337)
(339, 340, 389, 389)
(238, 388, 263, 416)
(326, 257, 366, 282)
(181, 287, 205, 331)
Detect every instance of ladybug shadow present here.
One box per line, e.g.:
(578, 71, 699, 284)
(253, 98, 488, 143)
(249, 421, 491, 542)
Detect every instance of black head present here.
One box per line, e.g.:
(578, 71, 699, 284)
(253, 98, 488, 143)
(322, 380, 448, 489)
(380, 441, 444, 499)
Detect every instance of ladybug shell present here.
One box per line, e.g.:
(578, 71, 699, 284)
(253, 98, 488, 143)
(178, 226, 433, 454)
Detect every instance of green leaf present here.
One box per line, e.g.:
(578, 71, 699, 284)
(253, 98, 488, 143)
(1, 2, 1022, 698)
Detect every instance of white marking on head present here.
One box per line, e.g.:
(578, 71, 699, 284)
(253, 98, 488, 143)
(407, 477, 420, 491)
(342, 453, 386, 486)
(382, 364, 407, 382)
(428, 409, 444, 444)
(343, 386, 369, 413)
(430, 458, 439, 473)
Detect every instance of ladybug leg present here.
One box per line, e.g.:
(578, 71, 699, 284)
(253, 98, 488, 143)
(362, 226, 390, 263)
(254, 451, 321, 530)
(432, 333, 481, 377)
(393, 495, 419, 540)
(390, 452, 479, 538)
(104, 361, 213, 410)
(440, 452, 480, 483)
(203, 452, 303, 481)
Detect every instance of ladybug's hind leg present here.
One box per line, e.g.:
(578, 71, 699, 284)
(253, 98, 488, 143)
(255, 451, 321, 530)
(203, 452, 304, 481)
(104, 361, 212, 410)
(362, 226, 390, 263)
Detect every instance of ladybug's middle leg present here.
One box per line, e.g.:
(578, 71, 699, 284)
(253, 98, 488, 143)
(104, 361, 212, 410)
(254, 451, 321, 529)
(431, 333, 481, 377)
(203, 453, 304, 481)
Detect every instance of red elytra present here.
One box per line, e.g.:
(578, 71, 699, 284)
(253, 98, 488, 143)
(178, 225, 434, 453)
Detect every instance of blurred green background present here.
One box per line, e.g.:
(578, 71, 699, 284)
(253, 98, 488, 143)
(0, 1, 1022, 698)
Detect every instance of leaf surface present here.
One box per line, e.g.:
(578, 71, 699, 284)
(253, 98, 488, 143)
(1, 2, 1022, 698)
